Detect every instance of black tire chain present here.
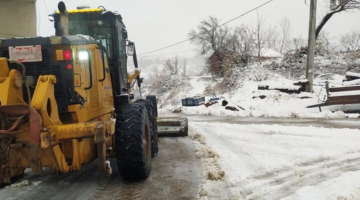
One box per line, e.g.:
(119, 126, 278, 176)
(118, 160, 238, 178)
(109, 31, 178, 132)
(146, 95, 158, 117)
(0, 138, 10, 165)
(134, 99, 159, 157)
(115, 103, 152, 180)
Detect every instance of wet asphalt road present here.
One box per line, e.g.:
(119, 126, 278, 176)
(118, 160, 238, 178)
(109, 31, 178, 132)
(0, 137, 201, 200)
(161, 113, 360, 129)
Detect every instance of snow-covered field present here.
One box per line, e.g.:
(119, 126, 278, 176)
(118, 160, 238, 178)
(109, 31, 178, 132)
(190, 122, 360, 200)
(144, 57, 360, 119)
(154, 74, 360, 119)
(140, 55, 360, 199)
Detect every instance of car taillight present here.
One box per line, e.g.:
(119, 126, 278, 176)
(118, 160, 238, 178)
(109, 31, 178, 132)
(67, 64, 73, 70)
(63, 49, 72, 60)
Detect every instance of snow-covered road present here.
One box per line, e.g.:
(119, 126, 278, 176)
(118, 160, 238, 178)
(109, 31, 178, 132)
(190, 122, 360, 200)
(2, 117, 360, 200)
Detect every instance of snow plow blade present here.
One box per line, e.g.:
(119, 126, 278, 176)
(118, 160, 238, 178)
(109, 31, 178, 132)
(156, 117, 188, 137)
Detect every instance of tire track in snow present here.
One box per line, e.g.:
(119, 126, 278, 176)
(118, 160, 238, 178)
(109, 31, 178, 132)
(241, 151, 360, 200)
(190, 122, 360, 200)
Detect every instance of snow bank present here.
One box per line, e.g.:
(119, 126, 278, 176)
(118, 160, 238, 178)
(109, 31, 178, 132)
(343, 79, 360, 86)
(346, 71, 360, 78)
(159, 76, 360, 119)
(188, 130, 229, 199)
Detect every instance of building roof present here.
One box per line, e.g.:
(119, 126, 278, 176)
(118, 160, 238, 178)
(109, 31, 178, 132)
(253, 48, 283, 58)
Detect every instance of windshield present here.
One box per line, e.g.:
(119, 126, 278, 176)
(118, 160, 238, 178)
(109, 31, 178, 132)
(68, 19, 113, 58)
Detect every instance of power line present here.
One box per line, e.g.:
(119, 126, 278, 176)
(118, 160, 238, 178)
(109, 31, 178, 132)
(132, 0, 219, 39)
(138, 38, 194, 56)
(43, 0, 50, 13)
(219, 0, 274, 26)
(138, 0, 274, 56)
(138, 48, 197, 57)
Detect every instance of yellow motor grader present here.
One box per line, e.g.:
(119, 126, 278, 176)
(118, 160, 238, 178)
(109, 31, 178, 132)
(0, 1, 188, 186)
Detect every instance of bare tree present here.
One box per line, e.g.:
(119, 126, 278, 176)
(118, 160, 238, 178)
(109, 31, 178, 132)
(278, 17, 292, 53)
(316, 0, 360, 40)
(153, 65, 159, 77)
(221, 34, 238, 74)
(164, 55, 179, 75)
(188, 16, 231, 75)
(315, 31, 335, 54)
(288, 36, 307, 52)
(340, 29, 360, 51)
(266, 24, 279, 52)
(230, 25, 255, 66)
(253, 11, 268, 64)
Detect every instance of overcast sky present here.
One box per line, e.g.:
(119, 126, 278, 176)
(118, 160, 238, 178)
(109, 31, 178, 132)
(37, 0, 360, 58)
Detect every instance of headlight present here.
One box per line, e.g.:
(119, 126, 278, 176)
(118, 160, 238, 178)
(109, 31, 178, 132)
(79, 51, 89, 60)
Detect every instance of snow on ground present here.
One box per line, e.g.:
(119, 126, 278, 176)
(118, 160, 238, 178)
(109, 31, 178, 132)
(140, 51, 360, 119)
(189, 122, 360, 200)
(343, 79, 360, 86)
(156, 72, 360, 119)
(346, 71, 360, 78)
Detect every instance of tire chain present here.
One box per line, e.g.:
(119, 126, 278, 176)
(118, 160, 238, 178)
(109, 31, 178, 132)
(0, 138, 10, 165)
(0, 113, 27, 165)
(0, 113, 24, 185)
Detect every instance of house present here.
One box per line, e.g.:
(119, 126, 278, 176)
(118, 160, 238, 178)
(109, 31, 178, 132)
(252, 48, 283, 61)
(207, 53, 224, 73)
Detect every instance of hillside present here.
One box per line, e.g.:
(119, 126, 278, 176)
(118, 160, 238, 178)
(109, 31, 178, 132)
(138, 54, 360, 119)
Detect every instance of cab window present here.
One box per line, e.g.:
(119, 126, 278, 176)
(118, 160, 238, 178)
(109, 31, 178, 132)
(68, 19, 113, 58)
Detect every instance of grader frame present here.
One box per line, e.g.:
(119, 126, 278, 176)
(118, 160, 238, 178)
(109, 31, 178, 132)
(0, 1, 188, 186)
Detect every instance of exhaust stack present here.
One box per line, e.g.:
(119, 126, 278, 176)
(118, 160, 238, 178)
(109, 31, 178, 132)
(58, 1, 69, 36)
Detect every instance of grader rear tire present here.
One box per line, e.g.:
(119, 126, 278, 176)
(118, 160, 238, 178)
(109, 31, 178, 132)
(146, 95, 158, 117)
(115, 103, 152, 180)
(134, 99, 159, 157)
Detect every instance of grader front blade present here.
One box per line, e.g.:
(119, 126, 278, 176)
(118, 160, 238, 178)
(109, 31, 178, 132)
(156, 117, 188, 137)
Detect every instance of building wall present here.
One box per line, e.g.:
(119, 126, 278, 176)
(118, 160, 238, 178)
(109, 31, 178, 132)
(0, 0, 37, 39)
(208, 54, 223, 74)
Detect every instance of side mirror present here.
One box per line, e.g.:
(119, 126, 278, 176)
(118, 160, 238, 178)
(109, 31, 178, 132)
(48, 14, 54, 22)
(127, 43, 134, 56)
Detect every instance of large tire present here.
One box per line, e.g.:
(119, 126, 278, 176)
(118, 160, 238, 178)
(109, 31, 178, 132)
(134, 99, 159, 157)
(115, 103, 152, 180)
(146, 95, 158, 117)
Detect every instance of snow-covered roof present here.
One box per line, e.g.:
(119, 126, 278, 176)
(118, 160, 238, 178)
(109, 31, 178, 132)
(253, 48, 283, 58)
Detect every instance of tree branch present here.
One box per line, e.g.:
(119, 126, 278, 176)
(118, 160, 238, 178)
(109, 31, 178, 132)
(315, 7, 344, 39)
(315, 0, 360, 40)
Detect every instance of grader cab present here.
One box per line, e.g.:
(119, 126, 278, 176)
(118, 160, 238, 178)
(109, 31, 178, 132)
(0, 2, 188, 186)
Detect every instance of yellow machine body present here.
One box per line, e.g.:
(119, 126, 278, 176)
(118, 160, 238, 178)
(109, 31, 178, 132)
(0, 3, 188, 186)
(0, 43, 131, 184)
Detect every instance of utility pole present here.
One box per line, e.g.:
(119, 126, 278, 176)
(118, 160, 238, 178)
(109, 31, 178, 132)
(305, 0, 317, 93)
